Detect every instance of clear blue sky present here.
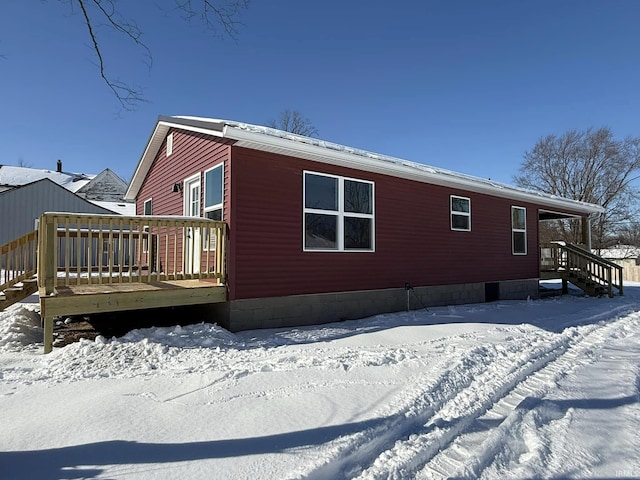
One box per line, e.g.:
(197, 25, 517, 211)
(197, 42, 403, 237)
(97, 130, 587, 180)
(1, 1, 639, 184)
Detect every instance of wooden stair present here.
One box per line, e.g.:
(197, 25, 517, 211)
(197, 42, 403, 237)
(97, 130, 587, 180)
(540, 243, 623, 298)
(565, 270, 607, 297)
(0, 277, 38, 310)
(1, 230, 38, 312)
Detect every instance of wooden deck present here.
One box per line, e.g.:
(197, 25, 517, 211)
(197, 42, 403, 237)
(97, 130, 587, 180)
(40, 279, 226, 353)
(40, 279, 226, 317)
(31, 212, 229, 353)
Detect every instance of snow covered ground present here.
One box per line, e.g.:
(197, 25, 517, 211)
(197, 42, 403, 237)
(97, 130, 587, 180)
(1, 282, 639, 479)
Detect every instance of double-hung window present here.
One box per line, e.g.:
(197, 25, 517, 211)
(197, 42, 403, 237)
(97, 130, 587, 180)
(512, 206, 527, 255)
(204, 164, 223, 221)
(203, 164, 223, 250)
(451, 195, 471, 231)
(303, 171, 374, 251)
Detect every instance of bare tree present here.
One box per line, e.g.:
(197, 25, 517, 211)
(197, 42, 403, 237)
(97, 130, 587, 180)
(16, 157, 32, 168)
(514, 127, 640, 249)
(267, 109, 319, 137)
(51, 0, 249, 109)
(610, 221, 640, 249)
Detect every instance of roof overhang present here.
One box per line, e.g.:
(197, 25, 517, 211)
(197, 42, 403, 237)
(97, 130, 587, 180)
(539, 209, 584, 221)
(124, 115, 605, 217)
(124, 117, 226, 200)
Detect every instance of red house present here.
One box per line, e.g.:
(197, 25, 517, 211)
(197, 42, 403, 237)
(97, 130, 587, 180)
(124, 115, 607, 331)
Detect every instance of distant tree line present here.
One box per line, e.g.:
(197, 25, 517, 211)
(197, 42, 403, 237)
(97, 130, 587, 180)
(515, 127, 640, 252)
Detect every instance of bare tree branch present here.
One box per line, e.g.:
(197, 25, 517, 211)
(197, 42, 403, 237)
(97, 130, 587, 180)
(50, 0, 249, 109)
(173, 0, 249, 39)
(16, 157, 32, 168)
(514, 127, 640, 248)
(267, 109, 319, 137)
(75, 0, 148, 109)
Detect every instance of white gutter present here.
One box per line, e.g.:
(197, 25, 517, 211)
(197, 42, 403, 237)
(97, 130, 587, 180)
(125, 115, 604, 216)
(223, 125, 604, 215)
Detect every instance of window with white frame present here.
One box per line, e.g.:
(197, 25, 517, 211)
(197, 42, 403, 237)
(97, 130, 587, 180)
(512, 206, 527, 255)
(450, 195, 471, 231)
(303, 171, 374, 251)
(204, 164, 223, 221)
(203, 164, 223, 250)
(142, 198, 152, 253)
(166, 133, 173, 157)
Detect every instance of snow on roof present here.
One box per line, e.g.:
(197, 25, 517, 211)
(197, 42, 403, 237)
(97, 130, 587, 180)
(125, 115, 604, 216)
(91, 200, 136, 216)
(599, 245, 640, 259)
(0, 165, 94, 192)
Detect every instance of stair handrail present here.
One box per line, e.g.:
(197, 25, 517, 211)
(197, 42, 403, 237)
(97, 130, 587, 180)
(564, 243, 626, 269)
(557, 242, 623, 296)
(0, 230, 38, 292)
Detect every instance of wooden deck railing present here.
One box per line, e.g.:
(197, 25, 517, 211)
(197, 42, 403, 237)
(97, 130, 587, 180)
(37, 213, 227, 295)
(0, 230, 38, 292)
(540, 242, 623, 297)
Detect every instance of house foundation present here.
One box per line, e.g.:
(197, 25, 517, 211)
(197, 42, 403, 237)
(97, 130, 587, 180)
(210, 279, 540, 332)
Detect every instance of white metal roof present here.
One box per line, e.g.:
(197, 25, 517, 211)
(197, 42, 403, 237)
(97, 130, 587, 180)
(0, 165, 94, 192)
(90, 200, 136, 215)
(125, 115, 604, 216)
(599, 245, 640, 259)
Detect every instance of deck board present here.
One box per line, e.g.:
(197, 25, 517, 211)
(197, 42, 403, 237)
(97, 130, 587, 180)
(40, 280, 226, 319)
(50, 279, 221, 296)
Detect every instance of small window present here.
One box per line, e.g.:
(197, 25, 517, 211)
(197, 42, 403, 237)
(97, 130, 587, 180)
(303, 171, 374, 252)
(143, 198, 152, 216)
(451, 195, 471, 231)
(512, 206, 527, 255)
(166, 133, 173, 157)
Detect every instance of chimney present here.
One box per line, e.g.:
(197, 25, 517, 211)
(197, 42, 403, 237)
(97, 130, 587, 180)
(56, 159, 62, 173)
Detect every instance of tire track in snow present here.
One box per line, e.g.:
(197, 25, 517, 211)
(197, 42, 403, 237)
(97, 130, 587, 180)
(362, 311, 639, 480)
(303, 306, 638, 480)
(434, 311, 640, 480)
(298, 336, 556, 480)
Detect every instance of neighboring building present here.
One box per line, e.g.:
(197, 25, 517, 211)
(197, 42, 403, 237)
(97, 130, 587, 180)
(0, 178, 116, 245)
(0, 162, 134, 244)
(600, 245, 640, 282)
(0, 162, 93, 193)
(75, 168, 130, 202)
(124, 115, 605, 332)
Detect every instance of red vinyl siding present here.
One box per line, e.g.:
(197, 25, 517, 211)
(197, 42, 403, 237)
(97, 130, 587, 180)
(136, 129, 232, 272)
(136, 129, 232, 217)
(228, 147, 544, 300)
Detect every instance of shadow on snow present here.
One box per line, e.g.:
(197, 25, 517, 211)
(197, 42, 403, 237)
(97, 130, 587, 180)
(2, 391, 638, 480)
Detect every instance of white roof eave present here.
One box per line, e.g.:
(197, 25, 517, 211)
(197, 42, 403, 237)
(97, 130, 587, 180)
(223, 126, 604, 215)
(125, 118, 227, 201)
(125, 115, 604, 216)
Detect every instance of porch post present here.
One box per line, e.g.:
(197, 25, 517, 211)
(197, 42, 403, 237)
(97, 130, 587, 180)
(43, 315, 53, 354)
(581, 216, 592, 250)
(41, 299, 53, 354)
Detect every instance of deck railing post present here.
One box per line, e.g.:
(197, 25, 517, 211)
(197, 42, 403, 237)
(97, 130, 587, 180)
(38, 214, 57, 296)
(34, 214, 227, 289)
